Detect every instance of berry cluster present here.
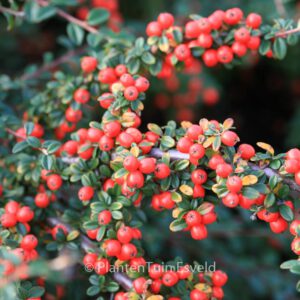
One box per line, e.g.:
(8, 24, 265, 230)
(146, 9, 264, 69)
(284, 148, 300, 185)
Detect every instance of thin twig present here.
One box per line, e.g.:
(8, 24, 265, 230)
(0, 6, 24, 17)
(20, 47, 86, 81)
(36, 0, 99, 34)
(274, 0, 287, 18)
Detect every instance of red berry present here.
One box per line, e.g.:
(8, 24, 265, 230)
(177, 264, 191, 279)
(185, 21, 201, 38)
(146, 21, 162, 37)
(133, 277, 147, 294)
(63, 140, 78, 156)
(234, 27, 251, 43)
(104, 121, 121, 138)
(74, 88, 90, 104)
(187, 125, 203, 140)
(246, 13, 262, 29)
(191, 169, 207, 185)
(290, 220, 300, 236)
(20, 234, 38, 250)
(81, 56, 98, 73)
(191, 224, 208, 240)
(1, 213, 17, 228)
(190, 289, 208, 300)
(157, 12, 174, 29)
(285, 159, 299, 173)
(208, 154, 225, 170)
(17, 206, 34, 223)
(162, 271, 179, 287)
(217, 46, 234, 64)
(212, 270, 228, 286)
(124, 86, 139, 101)
(78, 143, 94, 159)
(238, 144, 255, 160)
(98, 210, 112, 225)
(65, 107, 82, 123)
(98, 92, 114, 109)
(78, 186, 94, 201)
(83, 253, 97, 267)
(232, 42, 247, 57)
(46, 174, 62, 191)
(193, 184, 205, 198)
(99, 135, 114, 151)
(98, 67, 117, 84)
(87, 128, 104, 143)
(197, 18, 211, 34)
(115, 64, 127, 77)
(119, 243, 137, 260)
(189, 144, 205, 160)
(120, 73, 135, 87)
(203, 49, 218, 67)
(176, 137, 193, 153)
(175, 44, 191, 61)
(149, 263, 164, 279)
(135, 77, 150, 92)
(291, 237, 300, 255)
(226, 176, 243, 193)
(270, 217, 288, 233)
(160, 191, 175, 209)
(5, 201, 20, 215)
(34, 193, 50, 208)
(247, 36, 261, 50)
(216, 163, 233, 178)
(123, 156, 140, 172)
(139, 157, 156, 174)
(118, 132, 135, 148)
(185, 210, 202, 227)
(127, 171, 144, 189)
(155, 163, 171, 179)
(197, 33, 213, 48)
(286, 148, 300, 161)
(94, 258, 110, 275)
(117, 226, 133, 244)
(224, 8, 243, 25)
(295, 171, 300, 185)
(105, 239, 122, 257)
(222, 193, 239, 208)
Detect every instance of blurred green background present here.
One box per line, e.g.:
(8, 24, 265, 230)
(1, 0, 300, 299)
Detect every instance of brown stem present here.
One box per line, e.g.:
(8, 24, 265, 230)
(36, 0, 99, 34)
(20, 47, 86, 81)
(275, 27, 300, 37)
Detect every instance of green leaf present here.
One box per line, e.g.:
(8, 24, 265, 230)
(44, 141, 61, 154)
(127, 58, 140, 74)
(264, 193, 276, 208)
(110, 202, 123, 210)
(174, 159, 189, 171)
(24, 122, 34, 135)
(87, 8, 110, 26)
(67, 23, 84, 46)
(161, 136, 175, 149)
(147, 123, 163, 136)
(111, 211, 123, 220)
(12, 141, 29, 153)
(106, 281, 119, 292)
(268, 175, 278, 190)
(169, 219, 187, 232)
(96, 226, 106, 241)
(280, 259, 299, 269)
(141, 52, 156, 65)
(273, 38, 287, 59)
(87, 286, 100, 296)
(242, 187, 260, 199)
(27, 136, 41, 148)
(28, 286, 45, 297)
(24, 1, 56, 23)
(279, 205, 294, 221)
(41, 155, 54, 170)
(259, 40, 271, 55)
